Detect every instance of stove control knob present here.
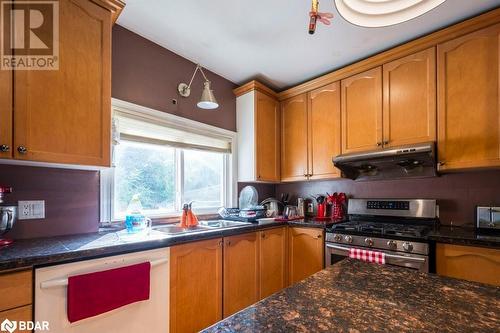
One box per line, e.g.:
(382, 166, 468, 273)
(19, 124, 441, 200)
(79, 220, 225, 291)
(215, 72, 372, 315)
(344, 235, 353, 243)
(333, 234, 342, 242)
(403, 242, 414, 252)
(364, 238, 374, 247)
(387, 240, 397, 249)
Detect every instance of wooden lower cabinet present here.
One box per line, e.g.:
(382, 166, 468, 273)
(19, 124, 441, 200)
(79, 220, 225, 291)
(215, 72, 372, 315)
(170, 238, 223, 333)
(0, 270, 32, 312)
(436, 243, 500, 286)
(223, 232, 260, 317)
(259, 227, 287, 299)
(0, 270, 32, 333)
(288, 227, 324, 285)
(0, 305, 32, 333)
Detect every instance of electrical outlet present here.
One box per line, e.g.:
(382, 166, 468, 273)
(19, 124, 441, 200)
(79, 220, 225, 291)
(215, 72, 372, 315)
(18, 200, 45, 220)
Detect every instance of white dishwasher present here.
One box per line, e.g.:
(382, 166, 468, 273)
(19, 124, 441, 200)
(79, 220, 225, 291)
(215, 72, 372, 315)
(35, 248, 169, 333)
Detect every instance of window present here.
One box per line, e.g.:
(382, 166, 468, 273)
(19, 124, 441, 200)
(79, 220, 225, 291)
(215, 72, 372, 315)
(101, 99, 237, 222)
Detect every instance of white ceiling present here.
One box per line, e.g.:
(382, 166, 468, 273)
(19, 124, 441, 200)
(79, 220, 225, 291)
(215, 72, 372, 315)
(117, 0, 500, 90)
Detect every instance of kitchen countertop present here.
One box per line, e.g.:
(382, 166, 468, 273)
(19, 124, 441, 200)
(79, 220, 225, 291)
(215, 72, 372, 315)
(429, 225, 500, 249)
(202, 259, 500, 333)
(0, 218, 331, 271)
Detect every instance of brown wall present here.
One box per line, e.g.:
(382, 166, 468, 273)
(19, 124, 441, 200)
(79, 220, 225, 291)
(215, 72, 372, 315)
(112, 25, 237, 131)
(0, 165, 100, 239)
(273, 170, 500, 227)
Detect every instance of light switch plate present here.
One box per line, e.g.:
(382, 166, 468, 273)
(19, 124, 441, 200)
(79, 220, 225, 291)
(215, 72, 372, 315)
(18, 200, 45, 220)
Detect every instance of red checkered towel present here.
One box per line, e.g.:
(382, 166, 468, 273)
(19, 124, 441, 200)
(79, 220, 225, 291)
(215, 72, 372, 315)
(349, 248, 386, 264)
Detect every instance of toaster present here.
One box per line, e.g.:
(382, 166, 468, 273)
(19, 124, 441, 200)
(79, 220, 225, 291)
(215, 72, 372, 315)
(476, 206, 500, 230)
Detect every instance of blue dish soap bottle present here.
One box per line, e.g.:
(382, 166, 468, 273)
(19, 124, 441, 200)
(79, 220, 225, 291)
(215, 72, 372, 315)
(125, 194, 151, 234)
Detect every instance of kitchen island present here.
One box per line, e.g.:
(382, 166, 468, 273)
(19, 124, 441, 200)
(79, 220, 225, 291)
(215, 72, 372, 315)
(202, 259, 500, 332)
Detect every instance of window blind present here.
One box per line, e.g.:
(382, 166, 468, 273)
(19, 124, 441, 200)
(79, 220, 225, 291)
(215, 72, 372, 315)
(113, 112, 232, 154)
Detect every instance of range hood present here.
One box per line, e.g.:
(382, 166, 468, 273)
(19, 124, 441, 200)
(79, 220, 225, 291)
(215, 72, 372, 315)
(333, 142, 437, 181)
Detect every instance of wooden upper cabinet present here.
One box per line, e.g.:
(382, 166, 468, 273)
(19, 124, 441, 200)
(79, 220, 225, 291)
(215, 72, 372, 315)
(223, 232, 260, 318)
(0, 68, 12, 159)
(14, 0, 112, 166)
(437, 24, 500, 171)
(288, 227, 324, 285)
(341, 67, 383, 154)
(259, 227, 287, 299)
(436, 243, 500, 286)
(235, 82, 280, 182)
(281, 94, 308, 181)
(383, 48, 436, 147)
(255, 91, 280, 181)
(170, 238, 223, 333)
(308, 82, 341, 180)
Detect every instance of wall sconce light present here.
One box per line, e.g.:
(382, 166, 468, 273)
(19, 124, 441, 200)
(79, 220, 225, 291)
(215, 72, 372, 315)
(178, 64, 219, 110)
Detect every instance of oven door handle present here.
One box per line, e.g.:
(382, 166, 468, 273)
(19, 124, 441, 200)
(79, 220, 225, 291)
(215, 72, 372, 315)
(325, 243, 426, 262)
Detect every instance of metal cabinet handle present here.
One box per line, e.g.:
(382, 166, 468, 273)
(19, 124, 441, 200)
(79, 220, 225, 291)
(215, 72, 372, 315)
(376, 142, 383, 147)
(316, 234, 322, 239)
(218, 240, 223, 247)
(226, 240, 231, 246)
(0, 145, 9, 152)
(261, 233, 266, 239)
(438, 161, 446, 167)
(383, 141, 389, 145)
(17, 146, 28, 154)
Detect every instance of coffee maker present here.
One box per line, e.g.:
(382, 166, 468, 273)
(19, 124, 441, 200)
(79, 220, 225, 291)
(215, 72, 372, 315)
(0, 186, 17, 247)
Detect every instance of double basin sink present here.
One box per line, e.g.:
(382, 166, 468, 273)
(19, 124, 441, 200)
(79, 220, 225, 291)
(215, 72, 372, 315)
(153, 220, 252, 235)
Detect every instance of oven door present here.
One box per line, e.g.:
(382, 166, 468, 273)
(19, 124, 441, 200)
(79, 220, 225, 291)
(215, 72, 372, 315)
(325, 243, 429, 272)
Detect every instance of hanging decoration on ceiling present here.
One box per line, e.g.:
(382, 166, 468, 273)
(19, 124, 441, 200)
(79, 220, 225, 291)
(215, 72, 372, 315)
(308, 0, 334, 34)
(334, 0, 447, 28)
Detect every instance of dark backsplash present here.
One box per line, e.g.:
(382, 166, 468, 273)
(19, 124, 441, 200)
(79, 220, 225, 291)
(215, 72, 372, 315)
(0, 165, 100, 239)
(240, 169, 500, 227)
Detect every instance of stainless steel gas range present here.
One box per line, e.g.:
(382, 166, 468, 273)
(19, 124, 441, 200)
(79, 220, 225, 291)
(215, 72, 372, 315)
(325, 199, 438, 273)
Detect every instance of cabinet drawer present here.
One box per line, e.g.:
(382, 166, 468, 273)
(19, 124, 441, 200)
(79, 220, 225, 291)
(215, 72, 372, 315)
(0, 305, 33, 333)
(0, 270, 32, 312)
(436, 244, 500, 286)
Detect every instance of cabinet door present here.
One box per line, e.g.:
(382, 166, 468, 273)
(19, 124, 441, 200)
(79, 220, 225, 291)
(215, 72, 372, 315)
(341, 67, 383, 154)
(255, 91, 280, 181)
(0, 68, 12, 159)
(436, 244, 500, 286)
(0, 305, 32, 333)
(170, 238, 223, 333)
(288, 227, 324, 285)
(14, 0, 111, 166)
(383, 48, 436, 147)
(308, 82, 341, 180)
(437, 24, 500, 171)
(223, 232, 259, 317)
(281, 94, 308, 181)
(259, 227, 287, 299)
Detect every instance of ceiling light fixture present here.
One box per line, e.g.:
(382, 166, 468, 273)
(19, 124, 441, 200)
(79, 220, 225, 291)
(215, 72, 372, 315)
(334, 0, 446, 28)
(178, 64, 219, 110)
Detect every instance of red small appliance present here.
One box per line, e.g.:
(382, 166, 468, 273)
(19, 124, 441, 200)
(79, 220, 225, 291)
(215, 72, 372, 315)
(327, 192, 347, 221)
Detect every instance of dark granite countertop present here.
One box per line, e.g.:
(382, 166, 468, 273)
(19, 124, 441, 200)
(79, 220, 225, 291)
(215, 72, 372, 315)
(203, 259, 500, 333)
(429, 225, 500, 249)
(0, 219, 329, 271)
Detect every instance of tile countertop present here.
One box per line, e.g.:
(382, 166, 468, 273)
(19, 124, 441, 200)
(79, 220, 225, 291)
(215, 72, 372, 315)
(0, 218, 333, 272)
(203, 259, 500, 333)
